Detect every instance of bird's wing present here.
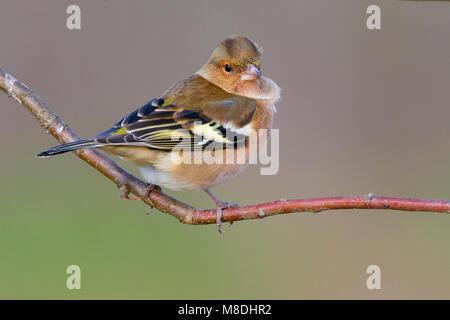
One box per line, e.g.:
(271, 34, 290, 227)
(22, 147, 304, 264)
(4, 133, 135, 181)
(92, 97, 255, 151)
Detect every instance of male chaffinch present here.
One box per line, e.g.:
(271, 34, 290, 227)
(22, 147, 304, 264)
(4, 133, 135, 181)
(38, 36, 281, 232)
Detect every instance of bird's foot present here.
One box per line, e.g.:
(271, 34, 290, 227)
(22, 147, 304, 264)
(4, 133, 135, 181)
(120, 188, 140, 201)
(143, 183, 161, 199)
(143, 184, 161, 214)
(204, 189, 238, 233)
(119, 184, 160, 201)
(205, 189, 238, 233)
(120, 184, 161, 214)
(214, 200, 238, 233)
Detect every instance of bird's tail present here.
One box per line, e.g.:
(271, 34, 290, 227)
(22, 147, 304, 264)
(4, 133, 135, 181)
(37, 140, 101, 157)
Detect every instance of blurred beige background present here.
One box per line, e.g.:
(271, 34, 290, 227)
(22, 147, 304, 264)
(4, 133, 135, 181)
(0, 0, 449, 299)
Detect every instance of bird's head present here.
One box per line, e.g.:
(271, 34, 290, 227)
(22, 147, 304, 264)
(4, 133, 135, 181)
(198, 36, 278, 101)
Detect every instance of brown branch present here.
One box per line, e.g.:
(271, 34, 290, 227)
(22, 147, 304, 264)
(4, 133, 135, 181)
(1, 68, 449, 226)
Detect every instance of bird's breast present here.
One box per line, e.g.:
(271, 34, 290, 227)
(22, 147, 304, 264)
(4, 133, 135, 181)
(147, 148, 251, 190)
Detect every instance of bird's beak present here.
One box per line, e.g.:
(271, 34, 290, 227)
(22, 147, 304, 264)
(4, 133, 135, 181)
(241, 64, 261, 81)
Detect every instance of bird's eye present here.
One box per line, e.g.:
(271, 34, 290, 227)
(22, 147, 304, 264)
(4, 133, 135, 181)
(224, 64, 232, 72)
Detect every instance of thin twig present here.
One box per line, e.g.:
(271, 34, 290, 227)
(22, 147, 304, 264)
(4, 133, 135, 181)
(1, 69, 448, 226)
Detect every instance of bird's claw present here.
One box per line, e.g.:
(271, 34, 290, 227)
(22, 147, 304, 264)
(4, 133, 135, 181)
(143, 183, 161, 199)
(120, 184, 161, 215)
(120, 188, 140, 200)
(215, 201, 238, 234)
(119, 184, 160, 201)
(143, 184, 161, 214)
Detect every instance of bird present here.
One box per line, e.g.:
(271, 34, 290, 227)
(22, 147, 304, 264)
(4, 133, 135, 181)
(38, 36, 281, 232)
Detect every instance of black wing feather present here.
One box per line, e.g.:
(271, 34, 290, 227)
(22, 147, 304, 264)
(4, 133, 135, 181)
(93, 97, 249, 151)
